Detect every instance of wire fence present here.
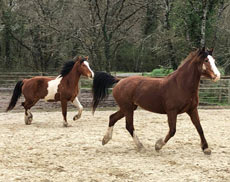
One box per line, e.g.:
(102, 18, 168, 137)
(0, 72, 230, 106)
(199, 78, 230, 105)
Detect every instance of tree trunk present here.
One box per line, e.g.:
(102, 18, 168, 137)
(200, 0, 209, 47)
(168, 40, 177, 70)
(212, 0, 225, 47)
(164, 0, 178, 70)
(4, 24, 11, 68)
(104, 40, 111, 72)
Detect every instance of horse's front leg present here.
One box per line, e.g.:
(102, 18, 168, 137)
(155, 110, 177, 152)
(72, 97, 83, 121)
(61, 99, 71, 127)
(187, 108, 211, 155)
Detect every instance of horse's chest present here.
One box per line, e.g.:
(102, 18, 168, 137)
(44, 76, 62, 101)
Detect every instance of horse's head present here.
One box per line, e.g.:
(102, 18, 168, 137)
(196, 48, 220, 82)
(76, 56, 94, 79)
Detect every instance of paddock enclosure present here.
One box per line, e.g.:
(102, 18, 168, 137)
(1, 71, 230, 107)
(0, 110, 229, 181)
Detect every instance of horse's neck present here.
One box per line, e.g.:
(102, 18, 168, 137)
(175, 62, 201, 93)
(66, 64, 81, 87)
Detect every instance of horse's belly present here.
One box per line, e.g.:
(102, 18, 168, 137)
(139, 104, 166, 114)
(135, 96, 166, 114)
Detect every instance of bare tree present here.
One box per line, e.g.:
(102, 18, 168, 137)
(1, 0, 78, 71)
(76, 0, 145, 72)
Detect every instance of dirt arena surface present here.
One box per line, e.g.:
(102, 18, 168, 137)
(0, 109, 229, 182)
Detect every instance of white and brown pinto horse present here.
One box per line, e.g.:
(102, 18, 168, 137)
(6, 56, 94, 127)
(92, 48, 220, 155)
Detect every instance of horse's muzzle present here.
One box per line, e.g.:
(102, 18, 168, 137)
(213, 75, 220, 82)
(88, 73, 94, 79)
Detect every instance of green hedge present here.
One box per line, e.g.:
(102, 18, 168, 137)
(144, 68, 174, 77)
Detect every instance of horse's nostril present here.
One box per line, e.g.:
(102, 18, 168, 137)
(88, 74, 93, 78)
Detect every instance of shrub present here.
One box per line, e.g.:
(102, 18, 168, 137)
(145, 68, 174, 77)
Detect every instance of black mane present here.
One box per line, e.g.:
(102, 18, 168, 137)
(60, 61, 75, 77)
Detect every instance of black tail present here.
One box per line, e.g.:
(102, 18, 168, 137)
(92, 72, 120, 113)
(6, 80, 23, 112)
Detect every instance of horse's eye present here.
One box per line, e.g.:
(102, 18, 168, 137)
(204, 59, 209, 63)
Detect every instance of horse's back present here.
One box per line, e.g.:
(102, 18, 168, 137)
(23, 76, 54, 89)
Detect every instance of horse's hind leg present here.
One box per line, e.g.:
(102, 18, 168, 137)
(125, 109, 144, 151)
(22, 99, 39, 125)
(72, 97, 83, 120)
(187, 108, 211, 155)
(155, 111, 177, 151)
(102, 110, 124, 145)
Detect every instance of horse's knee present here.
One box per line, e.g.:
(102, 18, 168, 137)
(169, 129, 176, 137)
(109, 112, 117, 122)
(109, 114, 114, 121)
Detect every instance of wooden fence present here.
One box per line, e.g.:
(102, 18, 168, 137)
(0, 72, 230, 106)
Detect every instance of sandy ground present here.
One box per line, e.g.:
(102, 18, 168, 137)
(0, 109, 230, 182)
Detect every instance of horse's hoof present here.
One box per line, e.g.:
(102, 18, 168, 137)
(155, 138, 165, 151)
(25, 120, 32, 125)
(203, 148, 211, 155)
(25, 114, 33, 125)
(102, 136, 110, 145)
(25, 121, 31, 125)
(63, 122, 72, 127)
(73, 114, 81, 121)
(137, 146, 146, 153)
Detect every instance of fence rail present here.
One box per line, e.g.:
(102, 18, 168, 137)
(0, 72, 229, 106)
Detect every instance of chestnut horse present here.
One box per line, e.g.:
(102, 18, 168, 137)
(6, 56, 94, 127)
(92, 48, 220, 155)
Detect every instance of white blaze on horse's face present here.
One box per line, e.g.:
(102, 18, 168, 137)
(44, 75, 62, 101)
(83, 61, 94, 78)
(207, 55, 221, 82)
(202, 64, 206, 70)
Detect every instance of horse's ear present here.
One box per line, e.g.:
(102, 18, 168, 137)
(198, 47, 207, 60)
(73, 56, 82, 61)
(198, 47, 205, 54)
(208, 48, 214, 55)
(85, 56, 89, 60)
(192, 47, 197, 51)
